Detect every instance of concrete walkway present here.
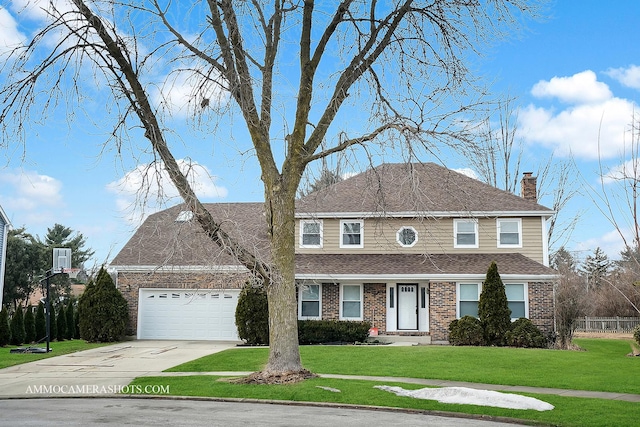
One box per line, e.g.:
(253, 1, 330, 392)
(1, 340, 638, 403)
(0, 340, 237, 397)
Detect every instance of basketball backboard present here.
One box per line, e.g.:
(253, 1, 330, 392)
(52, 248, 72, 273)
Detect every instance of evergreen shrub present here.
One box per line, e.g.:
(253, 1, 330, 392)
(10, 306, 25, 345)
(24, 306, 36, 344)
(0, 307, 11, 346)
(56, 305, 67, 341)
(35, 302, 46, 341)
(505, 317, 547, 348)
(78, 267, 128, 342)
(235, 283, 269, 345)
(478, 261, 512, 346)
(448, 315, 485, 346)
(297, 320, 371, 344)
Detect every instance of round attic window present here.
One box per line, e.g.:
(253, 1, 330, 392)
(397, 226, 417, 247)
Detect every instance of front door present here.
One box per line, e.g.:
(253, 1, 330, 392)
(397, 284, 418, 330)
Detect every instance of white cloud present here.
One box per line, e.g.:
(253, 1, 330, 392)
(519, 71, 636, 160)
(605, 65, 640, 90)
(531, 70, 612, 104)
(574, 229, 626, 260)
(106, 159, 228, 224)
(0, 6, 26, 53)
(0, 169, 65, 226)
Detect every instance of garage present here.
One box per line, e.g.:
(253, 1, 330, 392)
(137, 289, 240, 340)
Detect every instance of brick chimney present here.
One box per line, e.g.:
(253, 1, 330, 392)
(521, 172, 537, 202)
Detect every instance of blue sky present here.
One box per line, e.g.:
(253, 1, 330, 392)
(1, 1, 639, 267)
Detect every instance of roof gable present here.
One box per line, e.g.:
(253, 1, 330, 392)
(296, 162, 552, 216)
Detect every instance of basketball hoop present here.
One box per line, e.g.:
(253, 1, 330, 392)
(63, 268, 81, 279)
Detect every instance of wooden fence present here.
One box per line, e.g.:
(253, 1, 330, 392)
(574, 317, 640, 333)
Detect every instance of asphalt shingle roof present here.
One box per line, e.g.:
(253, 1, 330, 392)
(296, 162, 553, 215)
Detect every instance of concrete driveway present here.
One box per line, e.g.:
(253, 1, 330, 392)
(0, 340, 237, 397)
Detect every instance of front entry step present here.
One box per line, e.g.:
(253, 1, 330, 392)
(370, 334, 431, 345)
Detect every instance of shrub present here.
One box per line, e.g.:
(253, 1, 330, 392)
(297, 320, 371, 344)
(478, 261, 512, 346)
(78, 267, 128, 342)
(0, 307, 11, 346)
(235, 282, 269, 345)
(23, 306, 36, 344)
(448, 316, 485, 346)
(10, 306, 25, 345)
(35, 302, 46, 341)
(634, 325, 640, 346)
(65, 300, 75, 340)
(505, 318, 547, 348)
(49, 303, 57, 342)
(56, 305, 67, 341)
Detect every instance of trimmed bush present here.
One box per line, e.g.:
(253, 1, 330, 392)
(0, 307, 11, 346)
(297, 320, 371, 344)
(49, 304, 57, 342)
(10, 306, 25, 345)
(505, 318, 547, 348)
(478, 262, 512, 346)
(634, 325, 640, 346)
(35, 302, 46, 342)
(448, 316, 485, 346)
(78, 267, 128, 342)
(235, 283, 269, 345)
(56, 305, 67, 341)
(65, 300, 75, 340)
(24, 306, 36, 344)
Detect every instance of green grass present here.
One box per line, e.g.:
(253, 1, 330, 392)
(0, 340, 111, 369)
(168, 338, 639, 394)
(129, 375, 638, 427)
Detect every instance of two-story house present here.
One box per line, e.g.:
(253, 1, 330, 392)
(0, 205, 10, 307)
(110, 162, 557, 342)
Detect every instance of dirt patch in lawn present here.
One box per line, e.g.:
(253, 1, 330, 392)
(574, 331, 634, 340)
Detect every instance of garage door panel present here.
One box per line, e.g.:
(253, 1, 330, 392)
(138, 289, 240, 340)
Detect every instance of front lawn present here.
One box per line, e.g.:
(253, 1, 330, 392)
(168, 338, 639, 394)
(129, 338, 639, 427)
(0, 340, 111, 369)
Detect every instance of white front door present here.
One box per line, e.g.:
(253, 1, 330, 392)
(397, 284, 418, 330)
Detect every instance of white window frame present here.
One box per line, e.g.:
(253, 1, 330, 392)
(456, 282, 481, 318)
(454, 219, 478, 248)
(396, 226, 418, 247)
(298, 283, 322, 320)
(497, 218, 522, 248)
(505, 283, 528, 320)
(339, 284, 363, 320)
(340, 220, 364, 249)
(299, 219, 323, 248)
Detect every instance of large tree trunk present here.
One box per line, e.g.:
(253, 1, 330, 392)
(262, 183, 303, 373)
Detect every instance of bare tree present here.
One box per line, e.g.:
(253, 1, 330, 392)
(463, 97, 581, 251)
(550, 247, 586, 349)
(0, 1, 542, 378)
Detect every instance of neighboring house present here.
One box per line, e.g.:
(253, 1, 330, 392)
(0, 205, 10, 307)
(110, 162, 557, 342)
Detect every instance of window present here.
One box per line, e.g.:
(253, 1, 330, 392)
(299, 284, 321, 319)
(340, 284, 362, 319)
(454, 219, 478, 248)
(396, 226, 418, 247)
(300, 220, 323, 248)
(340, 220, 364, 248)
(505, 283, 527, 319)
(497, 219, 522, 248)
(458, 283, 480, 318)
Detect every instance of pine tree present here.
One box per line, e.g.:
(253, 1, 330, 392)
(56, 305, 67, 341)
(478, 262, 512, 346)
(35, 302, 46, 341)
(580, 247, 611, 290)
(10, 306, 26, 346)
(65, 300, 75, 340)
(0, 307, 11, 346)
(23, 306, 36, 344)
(78, 267, 128, 342)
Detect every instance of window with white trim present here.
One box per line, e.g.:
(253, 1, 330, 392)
(454, 219, 478, 248)
(300, 220, 323, 248)
(497, 218, 522, 248)
(340, 284, 362, 319)
(396, 226, 418, 247)
(505, 283, 527, 319)
(298, 283, 321, 319)
(340, 220, 364, 248)
(458, 283, 480, 318)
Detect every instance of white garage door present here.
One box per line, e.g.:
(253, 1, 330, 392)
(138, 289, 240, 340)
